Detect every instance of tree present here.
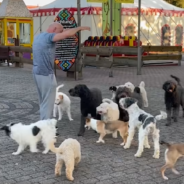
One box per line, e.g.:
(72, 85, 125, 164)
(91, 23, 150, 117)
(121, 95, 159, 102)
(164, 0, 182, 8)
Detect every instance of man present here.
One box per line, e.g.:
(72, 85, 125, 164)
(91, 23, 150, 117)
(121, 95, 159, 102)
(32, 22, 90, 120)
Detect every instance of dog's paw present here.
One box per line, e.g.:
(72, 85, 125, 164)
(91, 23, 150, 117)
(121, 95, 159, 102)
(69, 118, 73, 121)
(120, 142, 125, 146)
(77, 132, 84, 136)
(12, 152, 20, 155)
(42, 150, 49, 154)
(144, 144, 151, 149)
(112, 135, 118, 139)
(134, 152, 142, 158)
(96, 140, 105, 143)
(55, 171, 61, 176)
(30, 149, 39, 153)
(67, 176, 74, 181)
(163, 176, 168, 180)
(58, 118, 62, 121)
(153, 154, 160, 159)
(124, 144, 130, 149)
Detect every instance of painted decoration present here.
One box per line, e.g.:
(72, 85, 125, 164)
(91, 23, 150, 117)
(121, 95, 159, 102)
(54, 9, 79, 71)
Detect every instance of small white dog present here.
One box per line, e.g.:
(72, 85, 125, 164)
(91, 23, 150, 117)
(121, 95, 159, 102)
(96, 98, 119, 138)
(119, 97, 167, 158)
(0, 119, 58, 155)
(53, 84, 73, 121)
(109, 81, 148, 107)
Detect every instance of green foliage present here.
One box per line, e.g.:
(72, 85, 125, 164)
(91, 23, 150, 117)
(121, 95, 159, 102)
(164, 0, 182, 8)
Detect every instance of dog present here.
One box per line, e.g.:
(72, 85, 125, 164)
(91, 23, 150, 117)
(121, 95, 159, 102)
(85, 117, 129, 145)
(160, 141, 184, 180)
(96, 98, 119, 138)
(49, 138, 81, 181)
(162, 75, 184, 126)
(0, 119, 58, 155)
(119, 97, 167, 158)
(53, 84, 73, 121)
(109, 81, 148, 107)
(69, 84, 102, 136)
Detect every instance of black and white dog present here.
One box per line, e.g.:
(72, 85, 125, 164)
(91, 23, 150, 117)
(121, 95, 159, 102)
(69, 84, 102, 136)
(119, 97, 167, 158)
(0, 119, 58, 155)
(162, 75, 184, 126)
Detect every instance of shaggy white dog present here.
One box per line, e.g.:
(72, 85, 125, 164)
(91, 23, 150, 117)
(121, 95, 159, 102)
(96, 98, 119, 138)
(119, 97, 167, 158)
(0, 119, 58, 155)
(109, 81, 149, 107)
(53, 84, 73, 121)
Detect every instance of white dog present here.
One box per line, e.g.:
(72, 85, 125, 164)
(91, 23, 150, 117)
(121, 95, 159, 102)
(119, 97, 167, 158)
(109, 81, 148, 107)
(53, 84, 73, 121)
(0, 119, 58, 155)
(96, 98, 119, 138)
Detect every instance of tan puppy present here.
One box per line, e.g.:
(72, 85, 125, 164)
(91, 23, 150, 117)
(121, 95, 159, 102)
(85, 117, 128, 145)
(49, 138, 81, 181)
(160, 141, 184, 180)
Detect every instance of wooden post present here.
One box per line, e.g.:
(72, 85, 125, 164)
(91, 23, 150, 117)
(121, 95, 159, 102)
(14, 35, 20, 67)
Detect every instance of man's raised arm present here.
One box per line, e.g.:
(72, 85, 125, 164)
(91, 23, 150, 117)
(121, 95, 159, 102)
(52, 26, 90, 42)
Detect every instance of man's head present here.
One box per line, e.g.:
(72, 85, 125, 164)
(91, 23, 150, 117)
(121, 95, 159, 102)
(47, 22, 63, 33)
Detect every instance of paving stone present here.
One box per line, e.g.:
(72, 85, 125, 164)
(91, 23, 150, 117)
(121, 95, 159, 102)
(1, 63, 184, 184)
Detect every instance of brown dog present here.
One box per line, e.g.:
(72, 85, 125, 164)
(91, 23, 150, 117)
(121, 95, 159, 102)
(85, 117, 129, 145)
(160, 141, 184, 180)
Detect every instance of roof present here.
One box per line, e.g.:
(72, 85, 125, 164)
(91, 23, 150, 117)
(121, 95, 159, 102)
(0, 0, 32, 18)
(30, 0, 184, 17)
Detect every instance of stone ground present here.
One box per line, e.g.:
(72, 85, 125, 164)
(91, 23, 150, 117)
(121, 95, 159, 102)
(1, 63, 184, 184)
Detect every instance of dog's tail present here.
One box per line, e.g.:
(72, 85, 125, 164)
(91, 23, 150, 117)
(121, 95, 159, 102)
(155, 111, 167, 121)
(170, 75, 181, 85)
(56, 84, 64, 93)
(160, 140, 171, 147)
(49, 139, 63, 154)
(102, 98, 113, 104)
(139, 81, 145, 88)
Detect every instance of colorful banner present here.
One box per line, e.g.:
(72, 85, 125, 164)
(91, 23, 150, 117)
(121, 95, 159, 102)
(87, 0, 108, 2)
(115, 0, 134, 3)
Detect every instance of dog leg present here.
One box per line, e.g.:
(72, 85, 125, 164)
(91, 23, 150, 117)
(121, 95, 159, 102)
(173, 106, 179, 122)
(152, 129, 160, 159)
(112, 131, 118, 138)
(96, 132, 106, 143)
(124, 128, 135, 149)
(119, 129, 128, 146)
(161, 163, 172, 180)
(166, 108, 172, 126)
(65, 159, 75, 181)
(78, 115, 86, 136)
(134, 128, 145, 158)
(30, 142, 39, 153)
(12, 145, 25, 155)
(144, 136, 150, 149)
(55, 159, 63, 176)
(66, 106, 73, 121)
(58, 107, 63, 121)
(75, 157, 81, 166)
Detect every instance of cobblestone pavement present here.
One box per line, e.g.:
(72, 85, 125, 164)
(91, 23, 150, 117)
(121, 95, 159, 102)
(1, 63, 184, 184)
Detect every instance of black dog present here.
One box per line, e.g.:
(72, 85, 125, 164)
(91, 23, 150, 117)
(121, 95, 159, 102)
(69, 84, 102, 136)
(162, 75, 184, 126)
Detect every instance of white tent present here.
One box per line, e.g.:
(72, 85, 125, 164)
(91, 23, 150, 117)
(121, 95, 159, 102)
(30, 0, 184, 47)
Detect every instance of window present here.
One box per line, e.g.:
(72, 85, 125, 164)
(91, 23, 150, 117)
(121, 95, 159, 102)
(125, 24, 136, 36)
(19, 23, 31, 44)
(0, 21, 4, 45)
(175, 25, 183, 46)
(7, 22, 16, 44)
(161, 24, 171, 46)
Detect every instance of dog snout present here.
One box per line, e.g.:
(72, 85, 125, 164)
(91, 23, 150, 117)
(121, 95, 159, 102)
(68, 89, 75, 96)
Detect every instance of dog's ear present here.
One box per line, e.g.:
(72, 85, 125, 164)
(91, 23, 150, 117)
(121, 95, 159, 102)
(162, 82, 169, 91)
(134, 87, 141, 94)
(59, 95, 63, 100)
(32, 126, 40, 136)
(124, 97, 137, 108)
(0, 126, 11, 136)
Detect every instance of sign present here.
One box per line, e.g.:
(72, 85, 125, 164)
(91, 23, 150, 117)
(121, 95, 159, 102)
(54, 9, 79, 71)
(87, 0, 107, 2)
(115, 0, 134, 3)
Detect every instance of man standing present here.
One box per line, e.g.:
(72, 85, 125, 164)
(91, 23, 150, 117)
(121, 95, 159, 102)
(32, 22, 90, 120)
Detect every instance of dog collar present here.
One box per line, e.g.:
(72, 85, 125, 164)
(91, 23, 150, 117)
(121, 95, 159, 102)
(55, 102, 61, 105)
